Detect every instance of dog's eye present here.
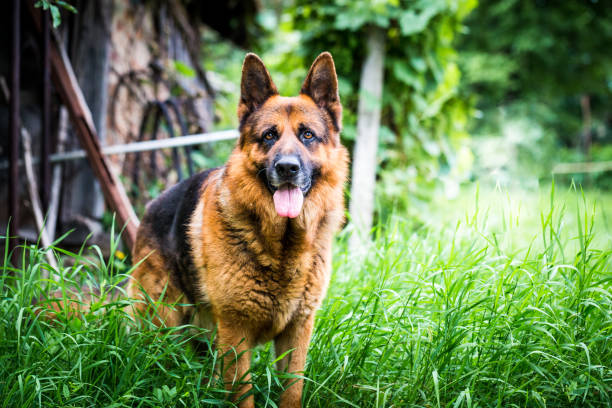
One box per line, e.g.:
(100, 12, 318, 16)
(303, 131, 313, 140)
(263, 131, 276, 141)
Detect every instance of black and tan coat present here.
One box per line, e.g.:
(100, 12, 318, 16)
(128, 52, 348, 408)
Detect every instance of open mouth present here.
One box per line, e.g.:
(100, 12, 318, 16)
(272, 183, 304, 218)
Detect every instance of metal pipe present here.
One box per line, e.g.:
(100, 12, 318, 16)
(8, 0, 21, 249)
(56, 129, 239, 160)
(0, 129, 240, 170)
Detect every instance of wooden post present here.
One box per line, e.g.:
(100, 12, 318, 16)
(580, 94, 592, 158)
(27, 2, 139, 249)
(349, 27, 386, 251)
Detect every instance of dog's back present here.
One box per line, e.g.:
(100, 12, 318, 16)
(136, 168, 217, 304)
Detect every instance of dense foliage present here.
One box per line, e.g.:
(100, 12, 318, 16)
(289, 0, 476, 216)
(460, 0, 612, 134)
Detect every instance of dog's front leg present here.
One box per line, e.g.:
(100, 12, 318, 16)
(275, 313, 315, 408)
(217, 321, 254, 408)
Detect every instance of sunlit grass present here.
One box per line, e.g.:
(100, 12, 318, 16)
(1, 185, 610, 407)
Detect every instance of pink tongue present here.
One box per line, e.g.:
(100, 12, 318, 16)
(273, 185, 304, 218)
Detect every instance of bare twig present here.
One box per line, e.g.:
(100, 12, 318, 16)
(46, 106, 69, 240)
(0, 77, 9, 105)
(22, 126, 58, 272)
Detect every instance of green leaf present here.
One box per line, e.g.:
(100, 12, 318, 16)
(392, 60, 422, 90)
(50, 5, 61, 28)
(410, 56, 427, 73)
(34, 1, 49, 10)
(334, 12, 368, 31)
(173, 60, 196, 78)
(56, 1, 78, 14)
(398, 2, 444, 36)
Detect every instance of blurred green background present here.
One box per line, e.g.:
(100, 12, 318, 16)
(203, 0, 612, 225)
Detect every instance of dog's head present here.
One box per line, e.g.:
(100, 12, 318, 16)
(230, 52, 347, 219)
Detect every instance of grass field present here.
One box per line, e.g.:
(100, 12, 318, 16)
(1, 184, 611, 407)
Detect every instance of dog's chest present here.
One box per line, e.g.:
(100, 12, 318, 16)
(241, 252, 318, 316)
(204, 245, 327, 340)
(195, 206, 333, 339)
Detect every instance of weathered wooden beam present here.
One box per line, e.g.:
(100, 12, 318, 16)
(27, 2, 139, 249)
(349, 27, 386, 252)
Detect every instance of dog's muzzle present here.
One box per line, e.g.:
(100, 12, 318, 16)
(265, 154, 312, 218)
(266, 154, 312, 194)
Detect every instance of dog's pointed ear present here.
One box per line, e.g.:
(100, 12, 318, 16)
(300, 52, 342, 132)
(238, 53, 278, 125)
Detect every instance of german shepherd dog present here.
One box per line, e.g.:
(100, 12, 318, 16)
(128, 52, 348, 407)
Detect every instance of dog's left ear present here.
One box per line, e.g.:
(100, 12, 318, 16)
(301, 52, 342, 133)
(238, 53, 279, 126)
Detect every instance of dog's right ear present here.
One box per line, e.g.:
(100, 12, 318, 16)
(238, 53, 278, 126)
(300, 52, 342, 134)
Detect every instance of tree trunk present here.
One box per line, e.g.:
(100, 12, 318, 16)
(580, 94, 591, 158)
(349, 27, 386, 251)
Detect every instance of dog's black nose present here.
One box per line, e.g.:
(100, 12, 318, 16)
(275, 156, 301, 178)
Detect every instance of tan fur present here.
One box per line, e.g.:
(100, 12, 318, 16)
(129, 228, 190, 328)
(128, 52, 348, 408)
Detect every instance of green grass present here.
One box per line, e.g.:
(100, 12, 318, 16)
(1, 185, 611, 407)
